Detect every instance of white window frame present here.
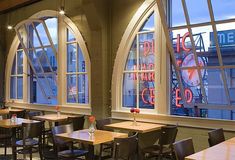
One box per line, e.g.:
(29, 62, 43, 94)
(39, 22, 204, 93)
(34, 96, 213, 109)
(5, 10, 91, 115)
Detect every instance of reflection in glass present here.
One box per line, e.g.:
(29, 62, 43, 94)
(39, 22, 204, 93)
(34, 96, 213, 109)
(225, 68, 235, 105)
(77, 74, 89, 104)
(185, 0, 210, 24)
(77, 45, 86, 72)
(67, 43, 77, 72)
(212, 0, 235, 21)
(67, 75, 77, 103)
(122, 73, 137, 108)
(125, 38, 137, 71)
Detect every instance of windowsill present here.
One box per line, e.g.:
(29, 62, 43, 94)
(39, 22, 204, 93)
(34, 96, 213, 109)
(111, 110, 235, 132)
(6, 102, 91, 115)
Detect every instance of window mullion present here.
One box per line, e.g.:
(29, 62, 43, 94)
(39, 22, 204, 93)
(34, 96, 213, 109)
(136, 34, 139, 109)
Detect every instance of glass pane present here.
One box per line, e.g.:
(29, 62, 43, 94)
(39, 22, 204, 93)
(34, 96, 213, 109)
(139, 73, 155, 109)
(125, 37, 137, 71)
(207, 109, 233, 120)
(28, 50, 43, 73)
(216, 22, 235, 66)
(17, 50, 23, 74)
(77, 45, 86, 72)
(44, 47, 57, 71)
(212, 0, 235, 21)
(191, 25, 220, 66)
(46, 74, 57, 97)
(45, 18, 58, 46)
(11, 56, 16, 75)
(34, 22, 50, 46)
(67, 43, 77, 72)
(67, 74, 77, 103)
(39, 52, 52, 73)
(122, 73, 137, 108)
(18, 25, 28, 48)
(77, 74, 89, 104)
(171, 0, 186, 27)
(67, 29, 76, 42)
(28, 24, 41, 48)
(17, 76, 23, 99)
(185, 0, 211, 24)
(37, 75, 52, 98)
(204, 69, 227, 104)
(10, 77, 16, 99)
(225, 68, 235, 105)
(139, 12, 154, 32)
(138, 32, 155, 70)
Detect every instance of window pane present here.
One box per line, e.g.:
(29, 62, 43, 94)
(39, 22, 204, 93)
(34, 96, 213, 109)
(207, 109, 234, 120)
(204, 69, 227, 104)
(185, 0, 211, 24)
(28, 24, 41, 48)
(171, 0, 186, 27)
(67, 74, 77, 103)
(191, 25, 220, 66)
(67, 43, 77, 72)
(138, 32, 155, 70)
(125, 37, 137, 71)
(29, 50, 43, 73)
(225, 68, 235, 105)
(44, 47, 57, 71)
(139, 73, 155, 109)
(11, 56, 16, 75)
(77, 74, 89, 104)
(17, 51, 23, 74)
(37, 75, 52, 98)
(122, 73, 137, 108)
(45, 18, 58, 46)
(212, 0, 235, 21)
(216, 22, 235, 66)
(34, 22, 50, 46)
(139, 12, 154, 32)
(17, 76, 23, 99)
(46, 74, 57, 96)
(10, 77, 16, 99)
(67, 29, 76, 42)
(38, 51, 52, 73)
(77, 45, 86, 72)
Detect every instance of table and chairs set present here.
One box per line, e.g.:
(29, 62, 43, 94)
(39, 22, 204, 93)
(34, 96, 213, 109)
(0, 108, 233, 160)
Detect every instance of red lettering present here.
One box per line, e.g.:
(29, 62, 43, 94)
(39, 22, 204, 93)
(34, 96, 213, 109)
(177, 34, 180, 53)
(175, 88, 193, 108)
(144, 41, 151, 56)
(141, 73, 148, 81)
(176, 60, 182, 66)
(176, 89, 182, 107)
(149, 72, 154, 81)
(151, 40, 154, 54)
(141, 88, 149, 104)
(149, 88, 155, 105)
(182, 32, 191, 53)
(185, 88, 193, 103)
(141, 88, 155, 105)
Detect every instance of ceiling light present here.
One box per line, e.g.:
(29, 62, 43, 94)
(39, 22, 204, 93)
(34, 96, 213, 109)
(7, 25, 13, 30)
(59, 8, 65, 15)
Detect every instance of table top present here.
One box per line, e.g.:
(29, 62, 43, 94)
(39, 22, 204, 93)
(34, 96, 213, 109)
(56, 129, 128, 145)
(185, 137, 235, 160)
(0, 118, 39, 128)
(0, 108, 23, 115)
(105, 121, 165, 133)
(33, 114, 74, 122)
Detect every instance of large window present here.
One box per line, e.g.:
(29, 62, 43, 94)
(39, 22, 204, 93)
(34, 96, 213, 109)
(8, 11, 90, 108)
(166, 0, 235, 120)
(122, 12, 155, 110)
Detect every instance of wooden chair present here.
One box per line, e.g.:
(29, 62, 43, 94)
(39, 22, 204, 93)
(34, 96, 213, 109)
(52, 124, 88, 160)
(96, 118, 114, 159)
(15, 121, 44, 160)
(142, 125, 178, 159)
(208, 128, 225, 147)
(112, 133, 138, 160)
(173, 138, 195, 160)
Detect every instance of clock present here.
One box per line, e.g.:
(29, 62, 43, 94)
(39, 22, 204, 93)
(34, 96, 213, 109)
(181, 54, 205, 87)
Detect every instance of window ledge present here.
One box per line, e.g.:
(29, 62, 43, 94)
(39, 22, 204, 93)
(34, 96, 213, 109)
(6, 102, 91, 115)
(112, 110, 235, 132)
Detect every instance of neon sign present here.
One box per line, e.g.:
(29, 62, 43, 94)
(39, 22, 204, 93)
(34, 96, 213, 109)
(141, 88, 155, 105)
(175, 88, 193, 108)
(176, 32, 191, 53)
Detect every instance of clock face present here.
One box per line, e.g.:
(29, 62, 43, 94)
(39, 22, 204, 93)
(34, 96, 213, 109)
(181, 54, 205, 87)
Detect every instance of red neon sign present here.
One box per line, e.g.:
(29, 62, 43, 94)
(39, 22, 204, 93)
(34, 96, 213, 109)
(144, 40, 154, 56)
(175, 88, 193, 108)
(176, 32, 191, 53)
(141, 87, 154, 105)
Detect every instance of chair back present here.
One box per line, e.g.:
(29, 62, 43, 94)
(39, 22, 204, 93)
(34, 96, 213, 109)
(27, 111, 44, 120)
(96, 118, 112, 130)
(52, 124, 74, 144)
(159, 125, 178, 146)
(68, 116, 85, 130)
(9, 110, 26, 118)
(113, 133, 138, 160)
(22, 121, 43, 139)
(173, 138, 195, 160)
(208, 128, 225, 147)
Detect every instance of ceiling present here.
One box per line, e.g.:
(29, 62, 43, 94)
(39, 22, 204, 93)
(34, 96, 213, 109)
(0, 0, 41, 14)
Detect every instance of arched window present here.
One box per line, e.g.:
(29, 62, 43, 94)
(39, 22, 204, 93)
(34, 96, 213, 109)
(7, 11, 90, 109)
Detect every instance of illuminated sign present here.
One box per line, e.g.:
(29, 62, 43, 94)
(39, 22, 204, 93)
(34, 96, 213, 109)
(175, 88, 193, 107)
(141, 87, 154, 105)
(210, 29, 235, 47)
(176, 32, 191, 53)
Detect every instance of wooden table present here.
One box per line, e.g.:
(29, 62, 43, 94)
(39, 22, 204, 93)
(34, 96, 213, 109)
(105, 121, 165, 133)
(185, 137, 235, 160)
(56, 129, 128, 160)
(0, 108, 22, 115)
(33, 113, 74, 124)
(0, 118, 39, 160)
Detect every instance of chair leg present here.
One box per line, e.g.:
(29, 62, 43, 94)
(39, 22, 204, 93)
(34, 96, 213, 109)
(30, 149, 33, 160)
(4, 139, 7, 156)
(99, 144, 103, 160)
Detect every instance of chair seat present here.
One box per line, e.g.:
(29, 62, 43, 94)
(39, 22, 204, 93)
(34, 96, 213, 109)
(143, 144, 172, 157)
(16, 138, 39, 146)
(59, 149, 88, 158)
(17, 147, 38, 154)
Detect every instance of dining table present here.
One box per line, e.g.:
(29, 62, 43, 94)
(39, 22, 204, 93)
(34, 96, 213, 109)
(0, 118, 39, 160)
(33, 113, 74, 125)
(56, 129, 128, 160)
(185, 137, 235, 160)
(0, 108, 22, 116)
